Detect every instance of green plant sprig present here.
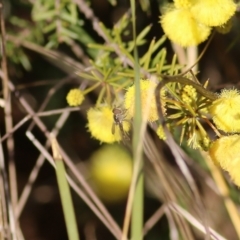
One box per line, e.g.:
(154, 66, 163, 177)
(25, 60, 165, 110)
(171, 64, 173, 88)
(156, 75, 217, 150)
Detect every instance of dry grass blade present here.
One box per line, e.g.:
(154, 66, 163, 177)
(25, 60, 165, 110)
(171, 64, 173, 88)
(143, 205, 165, 235)
(0, 1, 18, 239)
(0, 132, 12, 239)
(168, 203, 227, 240)
(143, 132, 194, 240)
(1, 107, 80, 143)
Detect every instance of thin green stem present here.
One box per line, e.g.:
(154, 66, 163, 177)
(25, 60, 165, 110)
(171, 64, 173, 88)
(130, 0, 143, 240)
(51, 137, 80, 240)
(83, 82, 101, 94)
(121, 1, 143, 239)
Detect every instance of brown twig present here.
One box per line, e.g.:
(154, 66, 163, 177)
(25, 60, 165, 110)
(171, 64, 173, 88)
(0, 1, 18, 239)
(143, 205, 165, 235)
(1, 107, 81, 143)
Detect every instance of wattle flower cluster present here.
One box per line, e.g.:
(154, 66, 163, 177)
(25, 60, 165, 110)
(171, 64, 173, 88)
(160, 0, 236, 47)
(124, 79, 165, 122)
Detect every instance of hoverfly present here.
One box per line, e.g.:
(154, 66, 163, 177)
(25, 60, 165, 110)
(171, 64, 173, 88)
(111, 107, 130, 141)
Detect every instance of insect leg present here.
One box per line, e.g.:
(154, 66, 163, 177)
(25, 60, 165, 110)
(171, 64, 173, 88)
(112, 123, 116, 135)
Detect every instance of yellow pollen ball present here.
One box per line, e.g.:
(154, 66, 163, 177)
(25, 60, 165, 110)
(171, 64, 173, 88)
(209, 135, 240, 187)
(160, 8, 211, 47)
(191, 0, 236, 27)
(124, 80, 164, 122)
(66, 89, 85, 106)
(210, 89, 240, 133)
(87, 106, 130, 143)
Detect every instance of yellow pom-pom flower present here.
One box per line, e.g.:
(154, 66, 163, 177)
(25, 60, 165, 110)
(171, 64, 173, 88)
(209, 135, 240, 187)
(87, 105, 130, 143)
(161, 8, 211, 47)
(124, 79, 164, 122)
(191, 0, 236, 27)
(66, 88, 85, 106)
(210, 89, 240, 133)
(89, 144, 132, 203)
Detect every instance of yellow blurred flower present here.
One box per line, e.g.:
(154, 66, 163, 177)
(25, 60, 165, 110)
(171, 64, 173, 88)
(124, 79, 165, 122)
(89, 144, 132, 203)
(87, 105, 130, 143)
(209, 135, 240, 187)
(191, 0, 236, 27)
(161, 8, 211, 47)
(66, 88, 85, 106)
(210, 89, 240, 133)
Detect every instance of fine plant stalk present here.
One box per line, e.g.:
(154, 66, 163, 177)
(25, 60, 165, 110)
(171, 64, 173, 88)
(121, 0, 143, 239)
(130, 0, 143, 239)
(51, 136, 80, 240)
(0, 2, 18, 239)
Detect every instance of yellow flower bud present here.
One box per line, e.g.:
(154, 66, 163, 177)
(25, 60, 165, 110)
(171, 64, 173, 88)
(87, 105, 130, 143)
(66, 89, 85, 106)
(181, 85, 197, 104)
(210, 89, 240, 133)
(160, 8, 211, 47)
(209, 135, 240, 187)
(191, 0, 236, 27)
(89, 144, 132, 203)
(156, 125, 166, 140)
(124, 79, 165, 122)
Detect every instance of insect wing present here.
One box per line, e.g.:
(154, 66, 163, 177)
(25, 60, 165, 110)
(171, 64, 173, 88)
(119, 122, 130, 141)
